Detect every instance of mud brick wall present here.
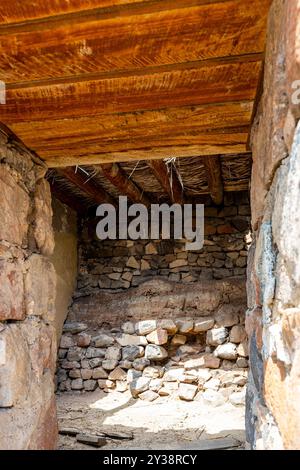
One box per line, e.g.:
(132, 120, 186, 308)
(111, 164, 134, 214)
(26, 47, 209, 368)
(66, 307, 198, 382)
(0, 131, 57, 450)
(247, 0, 300, 450)
(76, 191, 250, 296)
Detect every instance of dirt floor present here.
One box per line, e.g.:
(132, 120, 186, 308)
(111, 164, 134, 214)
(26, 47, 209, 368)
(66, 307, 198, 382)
(57, 390, 245, 450)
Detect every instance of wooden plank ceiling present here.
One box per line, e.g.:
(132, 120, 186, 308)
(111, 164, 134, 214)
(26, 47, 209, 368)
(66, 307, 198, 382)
(0, 0, 271, 207)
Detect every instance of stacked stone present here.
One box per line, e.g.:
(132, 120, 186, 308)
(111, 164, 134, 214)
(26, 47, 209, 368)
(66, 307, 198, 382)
(57, 316, 248, 406)
(76, 192, 250, 294)
(77, 234, 250, 294)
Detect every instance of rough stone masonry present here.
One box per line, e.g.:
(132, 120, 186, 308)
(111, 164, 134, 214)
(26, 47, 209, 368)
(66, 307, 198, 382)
(56, 311, 248, 406)
(0, 130, 58, 450)
(247, 0, 300, 450)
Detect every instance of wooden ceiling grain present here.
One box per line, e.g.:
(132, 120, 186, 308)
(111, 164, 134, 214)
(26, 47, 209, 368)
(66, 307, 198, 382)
(0, 0, 271, 170)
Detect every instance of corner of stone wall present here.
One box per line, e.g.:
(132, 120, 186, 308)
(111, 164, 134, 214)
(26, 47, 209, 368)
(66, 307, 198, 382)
(247, 0, 300, 450)
(0, 130, 58, 449)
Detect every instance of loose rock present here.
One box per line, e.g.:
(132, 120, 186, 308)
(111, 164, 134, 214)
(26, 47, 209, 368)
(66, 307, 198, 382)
(76, 333, 91, 348)
(122, 345, 141, 361)
(178, 383, 198, 401)
(92, 367, 108, 379)
(230, 325, 247, 343)
(105, 346, 122, 361)
(130, 377, 151, 398)
(146, 328, 168, 345)
(93, 334, 114, 348)
(193, 318, 214, 332)
(121, 322, 135, 335)
(139, 390, 159, 401)
(102, 360, 119, 371)
(84, 380, 97, 391)
(132, 358, 150, 371)
(108, 367, 127, 381)
(206, 327, 228, 346)
(145, 344, 168, 361)
(214, 343, 238, 360)
(171, 334, 187, 345)
(143, 366, 164, 379)
(116, 333, 147, 347)
(135, 320, 157, 335)
(71, 378, 83, 390)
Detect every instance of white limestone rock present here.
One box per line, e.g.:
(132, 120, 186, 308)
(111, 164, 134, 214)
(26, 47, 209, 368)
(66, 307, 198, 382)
(145, 344, 168, 361)
(178, 383, 198, 401)
(214, 343, 238, 360)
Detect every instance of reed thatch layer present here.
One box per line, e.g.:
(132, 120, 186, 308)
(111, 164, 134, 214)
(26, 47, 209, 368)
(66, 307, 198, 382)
(47, 153, 251, 210)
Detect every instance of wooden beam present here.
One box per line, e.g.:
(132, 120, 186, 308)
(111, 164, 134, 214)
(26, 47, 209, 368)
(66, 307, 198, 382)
(9, 101, 253, 148)
(0, 0, 270, 84)
(203, 155, 224, 205)
(0, 0, 272, 27)
(41, 130, 249, 167)
(148, 159, 184, 204)
(100, 163, 151, 206)
(0, 0, 146, 24)
(2, 58, 261, 123)
(59, 166, 116, 206)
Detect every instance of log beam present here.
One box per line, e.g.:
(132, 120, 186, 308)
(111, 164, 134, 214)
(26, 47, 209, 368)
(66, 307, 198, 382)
(148, 159, 184, 204)
(203, 155, 224, 205)
(59, 166, 115, 206)
(100, 162, 151, 206)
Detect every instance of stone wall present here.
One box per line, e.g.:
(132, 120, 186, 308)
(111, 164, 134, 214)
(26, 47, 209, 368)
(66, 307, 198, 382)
(247, 0, 300, 450)
(76, 192, 250, 296)
(56, 318, 248, 405)
(61, 193, 250, 404)
(0, 131, 57, 449)
(50, 198, 78, 342)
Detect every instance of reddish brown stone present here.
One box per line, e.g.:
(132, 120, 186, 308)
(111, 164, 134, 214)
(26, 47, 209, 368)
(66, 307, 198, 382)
(286, 0, 300, 121)
(281, 308, 300, 356)
(204, 224, 216, 235)
(250, 0, 289, 230)
(33, 179, 55, 256)
(28, 396, 58, 450)
(217, 224, 235, 234)
(264, 357, 300, 449)
(21, 319, 57, 379)
(24, 254, 56, 321)
(0, 259, 25, 321)
(0, 165, 30, 245)
(0, 324, 31, 407)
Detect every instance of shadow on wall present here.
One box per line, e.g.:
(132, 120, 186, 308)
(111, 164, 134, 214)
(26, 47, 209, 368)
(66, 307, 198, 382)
(50, 197, 78, 342)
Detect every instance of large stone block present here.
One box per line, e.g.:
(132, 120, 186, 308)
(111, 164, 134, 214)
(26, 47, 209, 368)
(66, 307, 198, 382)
(19, 318, 57, 380)
(24, 254, 56, 321)
(249, 333, 264, 398)
(32, 179, 55, 256)
(0, 324, 31, 407)
(286, 0, 300, 121)
(250, 0, 289, 229)
(273, 124, 300, 287)
(0, 165, 30, 246)
(27, 394, 58, 450)
(0, 370, 57, 449)
(254, 222, 276, 323)
(0, 258, 25, 321)
(264, 356, 300, 449)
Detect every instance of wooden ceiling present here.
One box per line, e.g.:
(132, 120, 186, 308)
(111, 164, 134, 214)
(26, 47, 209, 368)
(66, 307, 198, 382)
(0, 0, 271, 207)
